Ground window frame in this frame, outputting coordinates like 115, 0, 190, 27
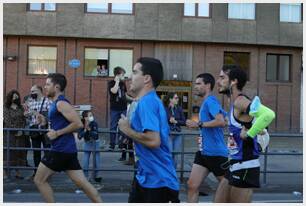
85, 3, 135, 15
279, 3, 303, 23
266, 53, 292, 83
83, 47, 134, 79
223, 51, 251, 81
27, 3, 57, 12
183, 3, 211, 18
27, 45, 58, 76
227, 3, 256, 20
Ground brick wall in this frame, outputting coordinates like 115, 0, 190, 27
3, 35, 302, 132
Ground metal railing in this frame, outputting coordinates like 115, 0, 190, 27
3, 128, 303, 185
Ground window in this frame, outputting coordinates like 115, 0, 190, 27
84, 48, 133, 77
184, 3, 210, 17
28, 46, 57, 75
224, 52, 250, 80
266, 54, 291, 82
111, 3, 133, 14
184, 3, 195, 16
29, 3, 56, 11
280, 3, 302, 23
109, 49, 133, 77
228, 3, 255, 20
86, 3, 108, 13
84, 48, 109, 77
86, 3, 133, 14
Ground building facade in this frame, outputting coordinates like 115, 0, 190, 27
3, 3, 303, 132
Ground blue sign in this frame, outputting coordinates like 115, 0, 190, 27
69, 59, 80, 69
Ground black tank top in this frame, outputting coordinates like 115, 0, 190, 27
233, 94, 253, 129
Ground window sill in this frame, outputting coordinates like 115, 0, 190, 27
264, 81, 292, 86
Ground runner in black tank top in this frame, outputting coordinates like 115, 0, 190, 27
33, 73, 102, 203
214, 65, 275, 203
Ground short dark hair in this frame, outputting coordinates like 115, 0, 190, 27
222, 65, 247, 91
5, 89, 21, 108
196, 73, 215, 90
137, 57, 163, 88
113, 66, 125, 76
47, 73, 67, 92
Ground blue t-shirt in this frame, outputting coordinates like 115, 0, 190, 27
199, 95, 228, 157
48, 95, 77, 153
131, 90, 179, 191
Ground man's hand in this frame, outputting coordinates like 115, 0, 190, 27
240, 126, 248, 140
118, 114, 131, 135
186, 119, 198, 128
47, 129, 58, 140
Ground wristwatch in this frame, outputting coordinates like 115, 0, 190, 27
198, 121, 203, 128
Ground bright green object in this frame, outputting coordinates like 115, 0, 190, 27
247, 96, 276, 138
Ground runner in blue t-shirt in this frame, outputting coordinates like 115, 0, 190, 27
186, 73, 228, 203
118, 57, 180, 203
34, 73, 102, 203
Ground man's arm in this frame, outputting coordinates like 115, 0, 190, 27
234, 95, 252, 114
200, 113, 226, 128
118, 115, 160, 148
110, 77, 120, 94
47, 101, 83, 140
236, 96, 275, 139
246, 97, 275, 138
187, 113, 226, 129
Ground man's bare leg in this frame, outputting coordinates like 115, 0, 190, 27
34, 163, 56, 203
66, 170, 102, 202
187, 164, 209, 203
214, 177, 231, 202
229, 186, 253, 203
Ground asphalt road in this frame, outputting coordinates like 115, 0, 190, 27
3, 192, 303, 203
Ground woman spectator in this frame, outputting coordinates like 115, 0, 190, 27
4, 90, 27, 180
163, 93, 186, 169
78, 111, 102, 183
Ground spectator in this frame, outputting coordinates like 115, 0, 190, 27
163, 92, 186, 169
24, 85, 52, 179
97, 64, 108, 76
78, 111, 102, 183
107, 66, 133, 151
3, 89, 27, 180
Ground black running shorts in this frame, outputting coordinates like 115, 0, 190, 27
41, 151, 82, 172
225, 159, 260, 188
193, 151, 228, 177
128, 178, 180, 203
